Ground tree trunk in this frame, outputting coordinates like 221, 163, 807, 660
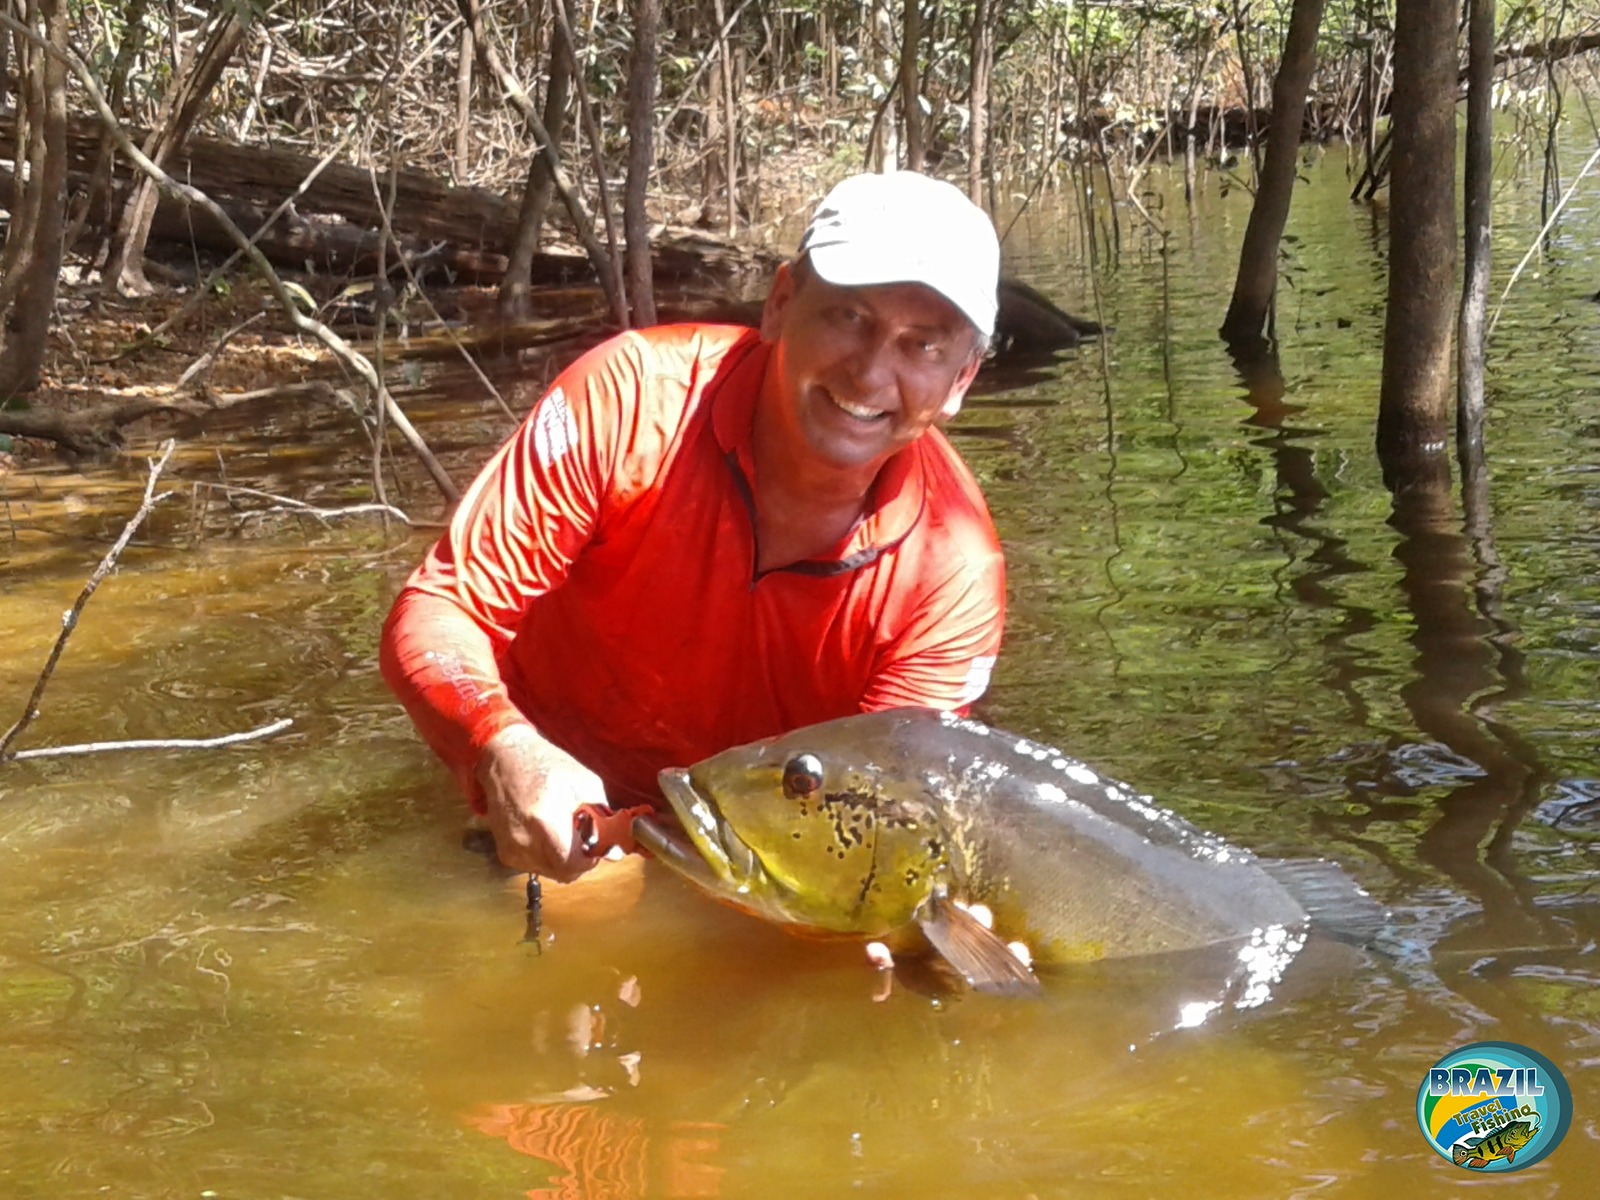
1457, 0, 1494, 466
0, 0, 67, 399
500, 0, 574, 320
967, 0, 992, 206
871, 0, 899, 171
454, 23, 474, 181
1378, 0, 1458, 493
1219, 0, 1325, 348
712, 0, 739, 235
0, 11, 9, 113
0, 2, 42, 316
455, 0, 626, 327
0, 0, 66, 401
900, 0, 923, 171
623, 0, 659, 327
102, 2, 249, 294
73, 0, 150, 263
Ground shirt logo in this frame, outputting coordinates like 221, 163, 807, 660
956, 654, 997, 705
533, 387, 579, 468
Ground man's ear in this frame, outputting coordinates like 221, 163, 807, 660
938, 350, 985, 421
759, 261, 798, 343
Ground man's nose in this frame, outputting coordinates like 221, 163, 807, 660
840, 330, 896, 395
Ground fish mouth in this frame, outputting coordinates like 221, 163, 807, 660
630, 812, 720, 891
653, 768, 767, 898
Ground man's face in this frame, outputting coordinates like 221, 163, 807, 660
757, 262, 984, 472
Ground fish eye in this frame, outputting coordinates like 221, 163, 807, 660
782, 753, 824, 799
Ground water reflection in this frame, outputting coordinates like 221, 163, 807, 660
1229, 340, 1378, 729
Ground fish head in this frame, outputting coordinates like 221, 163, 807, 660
652, 720, 952, 936
1503, 1119, 1537, 1148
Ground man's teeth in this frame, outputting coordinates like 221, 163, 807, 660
830, 394, 885, 420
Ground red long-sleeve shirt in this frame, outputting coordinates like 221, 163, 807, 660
380, 324, 1004, 808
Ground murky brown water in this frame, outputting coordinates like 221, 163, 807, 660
4, 134, 1599, 1196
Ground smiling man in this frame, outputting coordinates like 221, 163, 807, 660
380, 171, 1005, 881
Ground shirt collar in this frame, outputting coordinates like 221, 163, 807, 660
709, 332, 929, 565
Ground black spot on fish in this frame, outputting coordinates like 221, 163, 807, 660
821, 789, 880, 850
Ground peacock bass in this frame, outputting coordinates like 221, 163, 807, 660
631, 708, 1382, 995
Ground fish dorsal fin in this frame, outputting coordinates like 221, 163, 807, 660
916, 895, 1041, 997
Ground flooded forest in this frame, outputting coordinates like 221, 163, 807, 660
3, 2, 1600, 1197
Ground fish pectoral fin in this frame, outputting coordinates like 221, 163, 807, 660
916, 895, 1041, 998
1504, 1150, 1515, 1165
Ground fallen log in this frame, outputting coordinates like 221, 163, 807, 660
2, 112, 770, 290
1, 111, 520, 251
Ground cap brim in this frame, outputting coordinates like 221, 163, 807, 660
807, 243, 995, 337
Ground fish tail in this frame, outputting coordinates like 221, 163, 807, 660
1259, 858, 1388, 946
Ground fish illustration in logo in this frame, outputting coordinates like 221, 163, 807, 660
1451, 1118, 1539, 1168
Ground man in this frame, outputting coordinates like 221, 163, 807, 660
379, 170, 1006, 883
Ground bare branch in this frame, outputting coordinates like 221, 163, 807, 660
1488, 143, 1600, 336
453, 0, 627, 327
0, 11, 460, 505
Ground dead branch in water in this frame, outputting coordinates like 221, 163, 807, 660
7, 717, 295, 761
0, 444, 299, 767
0, 439, 176, 761
192, 480, 442, 528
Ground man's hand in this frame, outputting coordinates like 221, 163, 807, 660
476, 723, 608, 881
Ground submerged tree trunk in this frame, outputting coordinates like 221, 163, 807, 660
1458, 0, 1494, 465
1219, 0, 1325, 348
1378, 0, 1458, 493
0, 0, 68, 400
623, 0, 659, 326
500, 0, 574, 321
102, 2, 249, 294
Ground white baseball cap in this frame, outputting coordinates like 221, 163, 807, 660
797, 171, 1000, 338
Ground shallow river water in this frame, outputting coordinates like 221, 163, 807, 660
3, 137, 1599, 1198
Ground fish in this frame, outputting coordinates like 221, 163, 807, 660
1451, 1117, 1539, 1168
632, 708, 1384, 996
